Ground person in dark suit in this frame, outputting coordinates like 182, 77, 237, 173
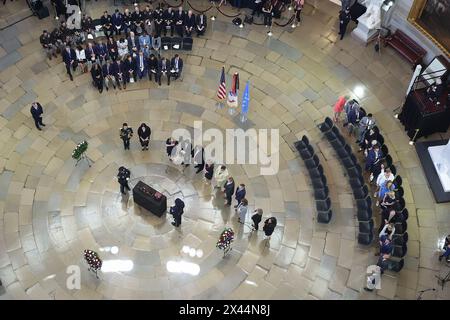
137, 123, 151, 150
170, 198, 185, 227
117, 166, 131, 194
195, 13, 207, 37
127, 31, 141, 57
263, 217, 277, 239
110, 59, 125, 90
124, 54, 137, 84
102, 60, 116, 91
174, 6, 185, 37
123, 8, 133, 36
101, 11, 113, 38
192, 145, 205, 173
120, 123, 133, 150
338, 7, 351, 40
163, 7, 175, 36
153, 5, 164, 37
62, 45, 77, 81
234, 184, 246, 208
132, 5, 144, 33
147, 53, 159, 82
40, 30, 57, 60
166, 137, 178, 158
365, 144, 383, 171
251, 208, 263, 231
106, 37, 118, 61
170, 54, 183, 81
112, 9, 123, 36
95, 40, 108, 64
30, 102, 45, 130
91, 63, 104, 93
184, 10, 196, 37
204, 161, 214, 182
158, 56, 170, 85
81, 14, 94, 35
223, 177, 235, 206
346, 105, 365, 136
136, 50, 148, 80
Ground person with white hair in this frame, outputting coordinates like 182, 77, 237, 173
364, 265, 381, 291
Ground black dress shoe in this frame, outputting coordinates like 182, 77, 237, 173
37, 127, 42, 131
171, 222, 176, 226
41, 123, 46, 126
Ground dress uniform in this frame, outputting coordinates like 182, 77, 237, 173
117, 166, 131, 194
339, 7, 351, 40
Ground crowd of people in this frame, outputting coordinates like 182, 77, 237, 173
40, 4, 205, 89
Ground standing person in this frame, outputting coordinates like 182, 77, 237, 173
30, 102, 45, 131
357, 113, 376, 144
40, 30, 57, 60
251, 208, 263, 231
333, 95, 348, 123
62, 45, 77, 81
223, 176, 235, 206
214, 165, 229, 189
338, 7, 351, 40
346, 104, 365, 136
166, 137, 178, 159
196, 13, 207, 37
293, 0, 304, 23
137, 123, 151, 150
204, 161, 214, 183
234, 184, 246, 208
263, 217, 277, 239
192, 145, 205, 173
91, 63, 104, 93
120, 123, 133, 150
117, 166, 131, 194
262, 0, 273, 27
170, 198, 185, 227
236, 198, 248, 223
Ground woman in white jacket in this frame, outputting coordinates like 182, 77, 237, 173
236, 198, 248, 223
117, 38, 129, 58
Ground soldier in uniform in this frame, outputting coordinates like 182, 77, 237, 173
120, 123, 134, 150
123, 8, 133, 36
163, 7, 175, 36
174, 6, 185, 37
117, 166, 131, 194
338, 7, 351, 40
133, 5, 144, 34
154, 5, 164, 37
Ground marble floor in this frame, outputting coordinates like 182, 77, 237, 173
1, 0, 450, 300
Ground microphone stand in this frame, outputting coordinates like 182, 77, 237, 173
416, 288, 435, 300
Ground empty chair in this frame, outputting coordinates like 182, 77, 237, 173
390, 259, 404, 272
377, 134, 385, 147
394, 221, 407, 234
354, 185, 369, 200
394, 186, 404, 198
316, 197, 331, 212
161, 37, 172, 50
302, 135, 310, 147
399, 208, 409, 221
317, 209, 332, 223
359, 219, 374, 233
381, 144, 389, 156
392, 244, 407, 258
336, 146, 349, 159
324, 128, 338, 141
309, 164, 324, 179
299, 144, 315, 160
357, 208, 372, 221
385, 154, 393, 167
305, 154, 320, 169
314, 186, 329, 200
349, 175, 364, 189
319, 117, 334, 133
347, 164, 363, 177
342, 154, 357, 169
312, 175, 327, 189
396, 197, 406, 212
392, 232, 408, 246
358, 232, 374, 245
389, 164, 397, 176
330, 136, 346, 149
393, 175, 402, 188
294, 138, 307, 151
171, 37, 183, 50
356, 197, 372, 212
182, 37, 193, 50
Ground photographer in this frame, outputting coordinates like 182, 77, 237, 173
117, 166, 131, 195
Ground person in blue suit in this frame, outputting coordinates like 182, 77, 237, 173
112, 9, 123, 36
365, 144, 383, 171
30, 102, 45, 130
234, 184, 246, 208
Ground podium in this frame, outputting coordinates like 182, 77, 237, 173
132, 181, 167, 217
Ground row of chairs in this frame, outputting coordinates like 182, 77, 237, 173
294, 136, 332, 223
319, 117, 375, 245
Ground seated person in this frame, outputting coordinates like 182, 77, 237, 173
112, 9, 123, 36
85, 42, 96, 70
139, 31, 151, 57
359, 126, 381, 152
374, 168, 394, 197
136, 50, 147, 80
94, 40, 108, 64
163, 7, 175, 36
111, 59, 126, 90
124, 54, 137, 83
152, 33, 161, 54
377, 180, 395, 206
117, 37, 129, 58
127, 31, 141, 57
40, 30, 57, 60
380, 191, 396, 212
91, 63, 103, 93
174, 6, 185, 37
158, 56, 170, 86
133, 5, 144, 34
196, 13, 207, 37
81, 14, 94, 35
365, 143, 383, 171
102, 60, 116, 90
147, 53, 159, 82
106, 37, 119, 61
379, 223, 395, 241
170, 54, 183, 81
439, 235, 450, 262
184, 10, 196, 37
101, 11, 113, 38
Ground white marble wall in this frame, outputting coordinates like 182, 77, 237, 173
389, 0, 444, 64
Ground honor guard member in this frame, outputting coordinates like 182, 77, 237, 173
143, 5, 154, 35
174, 6, 185, 37
154, 5, 164, 37
123, 8, 133, 36
117, 166, 131, 194
338, 7, 351, 40
163, 7, 175, 36
120, 122, 134, 150
112, 9, 123, 36
133, 5, 144, 34
101, 11, 113, 38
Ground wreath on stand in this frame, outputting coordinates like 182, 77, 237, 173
216, 227, 234, 257
83, 249, 102, 278
72, 141, 88, 160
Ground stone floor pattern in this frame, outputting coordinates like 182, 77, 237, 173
0, 0, 450, 300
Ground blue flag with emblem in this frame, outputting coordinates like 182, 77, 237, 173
241, 81, 250, 114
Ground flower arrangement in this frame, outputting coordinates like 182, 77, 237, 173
84, 249, 102, 271
216, 228, 234, 250
72, 141, 88, 160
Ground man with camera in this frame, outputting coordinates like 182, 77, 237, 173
117, 166, 131, 195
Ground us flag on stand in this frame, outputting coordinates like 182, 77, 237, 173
217, 66, 227, 100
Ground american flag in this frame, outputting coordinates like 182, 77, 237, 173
217, 67, 226, 100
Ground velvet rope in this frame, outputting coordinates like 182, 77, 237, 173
216, 6, 242, 18
186, 1, 214, 13
274, 14, 295, 26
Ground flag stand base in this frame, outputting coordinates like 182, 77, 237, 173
215, 102, 225, 109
